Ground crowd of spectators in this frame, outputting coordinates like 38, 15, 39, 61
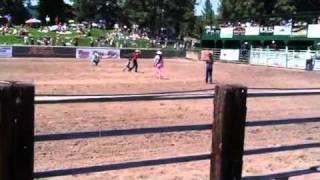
0, 20, 190, 49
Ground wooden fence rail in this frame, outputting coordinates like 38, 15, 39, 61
1, 81, 320, 180
35, 89, 320, 104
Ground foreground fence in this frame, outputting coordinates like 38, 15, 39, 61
1, 81, 320, 179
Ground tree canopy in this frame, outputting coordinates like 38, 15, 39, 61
219, 0, 320, 21
0, 0, 29, 24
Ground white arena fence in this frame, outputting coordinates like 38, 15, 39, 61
250, 48, 320, 70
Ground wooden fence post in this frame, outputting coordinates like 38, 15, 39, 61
0, 81, 35, 180
210, 84, 247, 180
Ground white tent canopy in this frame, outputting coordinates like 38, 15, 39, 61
25, 18, 41, 24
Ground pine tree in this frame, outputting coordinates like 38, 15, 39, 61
38, 0, 66, 24
202, 0, 215, 27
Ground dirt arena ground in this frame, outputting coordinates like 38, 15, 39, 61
1, 58, 320, 179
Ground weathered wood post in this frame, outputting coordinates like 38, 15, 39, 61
211, 84, 247, 180
0, 81, 35, 180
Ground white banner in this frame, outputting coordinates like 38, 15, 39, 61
307, 24, 320, 38
314, 60, 320, 71
186, 51, 200, 60
0, 46, 12, 58
220, 49, 239, 61
76, 48, 120, 59
250, 49, 268, 66
287, 52, 307, 69
220, 27, 233, 38
200, 50, 212, 60
266, 50, 287, 67
274, 26, 292, 36
245, 27, 260, 36
250, 49, 287, 67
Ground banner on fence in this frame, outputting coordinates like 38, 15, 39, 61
274, 26, 292, 36
314, 60, 320, 71
291, 24, 307, 36
200, 50, 212, 60
220, 28, 233, 38
259, 26, 274, 35
186, 51, 200, 60
250, 49, 287, 66
233, 26, 245, 36
313, 54, 320, 71
250, 49, 266, 65
307, 24, 320, 38
245, 27, 260, 36
266, 50, 287, 67
0, 46, 12, 58
220, 49, 239, 61
76, 48, 120, 59
287, 51, 307, 69
12, 46, 76, 57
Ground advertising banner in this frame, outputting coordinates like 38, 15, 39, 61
313, 54, 320, 71
220, 49, 239, 61
220, 27, 233, 38
200, 50, 212, 60
266, 50, 287, 67
292, 24, 307, 36
233, 26, 245, 36
274, 26, 292, 36
0, 46, 12, 58
307, 24, 320, 38
245, 27, 260, 36
314, 60, 320, 71
287, 51, 308, 69
186, 51, 200, 60
12, 46, 76, 57
76, 48, 120, 59
250, 49, 286, 66
260, 26, 274, 35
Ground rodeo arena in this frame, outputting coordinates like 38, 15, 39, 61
2, 8, 320, 180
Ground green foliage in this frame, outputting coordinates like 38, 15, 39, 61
0, 0, 29, 24
0, 35, 23, 44
220, 0, 296, 19
38, 0, 67, 24
202, 0, 215, 26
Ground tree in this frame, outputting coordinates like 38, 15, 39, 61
294, 0, 320, 12
202, 0, 215, 27
219, 0, 296, 20
0, 0, 29, 24
38, 0, 67, 24
72, 0, 123, 27
72, 0, 98, 21
71, 0, 197, 37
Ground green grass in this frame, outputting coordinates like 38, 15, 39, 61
0, 35, 23, 45
0, 28, 172, 48
89, 29, 110, 37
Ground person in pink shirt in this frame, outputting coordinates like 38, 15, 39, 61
154, 51, 165, 79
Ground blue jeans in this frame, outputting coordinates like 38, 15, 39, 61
206, 68, 213, 83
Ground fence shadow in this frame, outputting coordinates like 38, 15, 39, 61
245, 143, 320, 156
246, 117, 320, 127
34, 154, 211, 178
243, 165, 320, 180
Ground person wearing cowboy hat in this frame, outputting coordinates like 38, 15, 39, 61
129, 49, 140, 72
154, 50, 165, 79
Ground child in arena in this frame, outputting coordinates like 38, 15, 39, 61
128, 49, 140, 72
205, 52, 214, 84
153, 51, 165, 79
91, 51, 101, 66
